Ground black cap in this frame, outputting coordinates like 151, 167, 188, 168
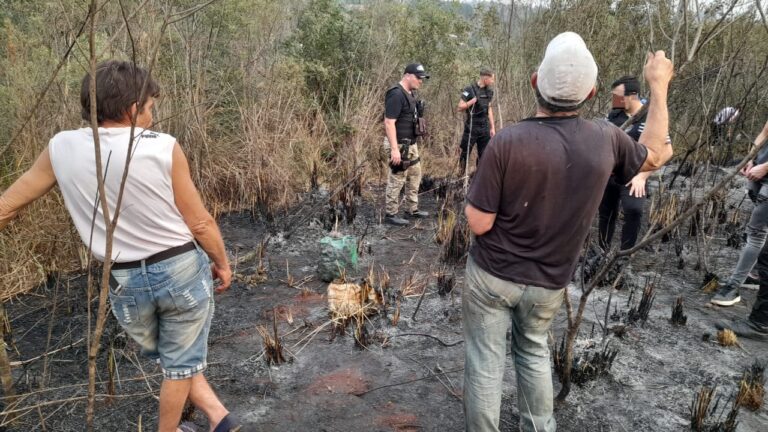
611, 75, 640, 95
404, 63, 430, 79
623, 77, 641, 95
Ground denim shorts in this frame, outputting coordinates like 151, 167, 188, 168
109, 245, 214, 380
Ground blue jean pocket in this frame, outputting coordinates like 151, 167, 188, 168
109, 293, 140, 326
168, 267, 211, 313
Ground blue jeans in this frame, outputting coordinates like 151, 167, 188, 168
725, 181, 768, 288
109, 245, 214, 380
463, 256, 564, 432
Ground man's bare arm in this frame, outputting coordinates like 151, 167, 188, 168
638, 51, 674, 172
384, 118, 401, 165
172, 142, 231, 291
489, 106, 496, 136
0, 148, 57, 230
457, 97, 477, 112
465, 203, 496, 236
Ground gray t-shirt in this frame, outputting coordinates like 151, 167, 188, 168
467, 116, 648, 289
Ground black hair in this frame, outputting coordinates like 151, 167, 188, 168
80, 60, 160, 124
611, 75, 640, 95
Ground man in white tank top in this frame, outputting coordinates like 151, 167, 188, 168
0, 61, 239, 432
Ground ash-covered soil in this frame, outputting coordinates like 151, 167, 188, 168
2, 166, 768, 431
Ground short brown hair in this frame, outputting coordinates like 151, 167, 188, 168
480, 68, 494, 77
80, 60, 160, 124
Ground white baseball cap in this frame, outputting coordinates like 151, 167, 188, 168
537, 32, 598, 107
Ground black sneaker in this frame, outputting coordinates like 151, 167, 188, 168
710, 284, 741, 307
742, 272, 759, 289
715, 318, 768, 341
384, 214, 409, 226
406, 210, 429, 218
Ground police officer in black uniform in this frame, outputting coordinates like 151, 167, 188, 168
382, 63, 429, 226
458, 69, 496, 173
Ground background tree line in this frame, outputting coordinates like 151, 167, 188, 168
0, 0, 767, 299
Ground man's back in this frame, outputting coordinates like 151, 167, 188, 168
467, 116, 647, 289
49, 127, 193, 262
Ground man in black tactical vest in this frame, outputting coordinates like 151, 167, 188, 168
458, 68, 496, 173
381, 63, 430, 226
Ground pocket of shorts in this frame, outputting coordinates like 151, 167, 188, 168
109, 293, 140, 327
168, 269, 211, 312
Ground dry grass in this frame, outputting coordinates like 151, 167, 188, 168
736, 362, 765, 411
717, 329, 739, 347
701, 274, 719, 293
257, 310, 289, 366
0, 197, 82, 302
648, 193, 678, 228
690, 385, 741, 432
435, 208, 457, 245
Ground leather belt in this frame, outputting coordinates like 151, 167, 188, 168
111, 242, 196, 270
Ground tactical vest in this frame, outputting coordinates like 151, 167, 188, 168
464, 83, 493, 129
387, 85, 418, 141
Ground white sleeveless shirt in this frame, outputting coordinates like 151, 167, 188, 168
48, 127, 194, 262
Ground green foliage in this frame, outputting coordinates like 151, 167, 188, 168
286, 0, 369, 111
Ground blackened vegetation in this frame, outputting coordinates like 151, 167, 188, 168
581, 246, 632, 289
700, 272, 719, 293
437, 271, 455, 296
353, 318, 372, 349
553, 338, 619, 386
329, 271, 390, 349
627, 283, 656, 325
671, 296, 688, 325
675, 231, 686, 269
441, 219, 470, 265
258, 310, 290, 365
326, 177, 360, 228
737, 361, 765, 411
420, 175, 459, 201
725, 222, 745, 249
690, 386, 740, 432
418, 175, 435, 194
436, 184, 471, 265
310, 161, 319, 191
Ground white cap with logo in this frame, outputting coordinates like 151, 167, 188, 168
537, 32, 598, 108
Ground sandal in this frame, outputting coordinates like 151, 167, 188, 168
178, 422, 198, 432
213, 414, 242, 432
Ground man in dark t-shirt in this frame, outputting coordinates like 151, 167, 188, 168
458, 69, 496, 172
381, 63, 430, 226
462, 32, 674, 432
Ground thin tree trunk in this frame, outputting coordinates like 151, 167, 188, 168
0, 303, 16, 424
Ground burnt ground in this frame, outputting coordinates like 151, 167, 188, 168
2, 166, 768, 432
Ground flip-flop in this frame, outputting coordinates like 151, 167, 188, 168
213, 414, 242, 432
178, 422, 198, 432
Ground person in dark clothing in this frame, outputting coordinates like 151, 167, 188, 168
457, 69, 496, 173
462, 32, 674, 432
381, 63, 430, 226
606, 76, 632, 127
712, 119, 768, 341
597, 76, 668, 251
